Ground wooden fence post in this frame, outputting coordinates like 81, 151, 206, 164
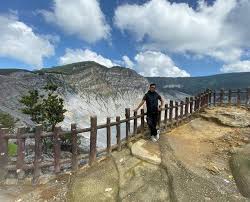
237, 89, 241, 106
198, 94, 202, 110
185, 97, 189, 116
194, 96, 197, 111
54, 126, 61, 173
190, 97, 193, 114
133, 111, 138, 135
106, 117, 111, 154
140, 109, 145, 136
89, 116, 97, 166
33, 124, 43, 184
180, 101, 184, 121
116, 116, 121, 151
203, 92, 206, 107
228, 89, 232, 106
158, 105, 162, 127
220, 89, 224, 105
164, 104, 168, 129
198, 94, 201, 110
208, 90, 212, 106
169, 100, 173, 127
199, 94, 203, 110
71, 123, 78, 171
0, 128, 8, 182
175, 101, 179, 126
125, 108, 130, 143
213, 91, 216, 106
205, 90, 209, 107
246, 88, 250, 106
201, 93, 204, 108
16, 127, 26, 179
204, 92, 207, 107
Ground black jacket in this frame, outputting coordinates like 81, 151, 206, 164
143, 91, 162, 113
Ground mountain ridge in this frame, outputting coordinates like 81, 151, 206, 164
1, 61, 250, 129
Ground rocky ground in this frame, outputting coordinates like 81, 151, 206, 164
0, 106, 250, 201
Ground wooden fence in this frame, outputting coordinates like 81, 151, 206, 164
0, 88, 249, 183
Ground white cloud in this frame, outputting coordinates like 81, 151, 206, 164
221, 60, 250, 73
59, 48, 118, 67
114, 0, 250, 63
40, 0, 110, 43
122, 55, 134, 68
0, 14, 55, 67
133, 51, 190, 77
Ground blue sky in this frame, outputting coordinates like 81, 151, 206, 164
0, 0, 250, 77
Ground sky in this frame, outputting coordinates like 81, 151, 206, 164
0, 0, 250, 77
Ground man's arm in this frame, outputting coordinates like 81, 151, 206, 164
133, 99, 145, 112
158, 95, 164, 111
134, 95, 146, 112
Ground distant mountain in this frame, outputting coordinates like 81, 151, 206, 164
0, 68, 31, 75
147, 72, 250, 95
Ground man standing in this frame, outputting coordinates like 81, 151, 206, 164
134, 83, 164, 142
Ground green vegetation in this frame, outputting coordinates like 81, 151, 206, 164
19, 90, 44, 124
42, 83, 67, 130
19, 83, 68, 152
8, 143, 17, 156
0, 112, 16, 129
19, 83, 67, 130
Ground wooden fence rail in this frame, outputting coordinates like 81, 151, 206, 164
0, 88, 249, 183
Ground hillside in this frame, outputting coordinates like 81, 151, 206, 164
0, 62, 148, 131
0, 69, 31, 75
147, 72, 250, 95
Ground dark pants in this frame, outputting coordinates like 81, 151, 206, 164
146, 112, 158, 137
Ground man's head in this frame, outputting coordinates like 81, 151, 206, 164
149, 83, 156, 92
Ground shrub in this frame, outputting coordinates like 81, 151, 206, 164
0, 112, 15, 129
8, 143, 17, 156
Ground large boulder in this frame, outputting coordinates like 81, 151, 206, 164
131, 139, 161, 165
200, 106, 250, 127
230, 144, 250, 198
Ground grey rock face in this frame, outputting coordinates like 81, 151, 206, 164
0, 63, 148, 129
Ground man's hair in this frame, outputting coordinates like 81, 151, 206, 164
150, 83, 156, 87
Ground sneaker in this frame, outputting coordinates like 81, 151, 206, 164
151, 136, 157, 142
156, 129, 160, 140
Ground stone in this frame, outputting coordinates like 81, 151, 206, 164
105, 188, 112, 192
111, 149, 169, 201
22, 177, 32, 185
131, 139, 161, 165
67, 157, 119, 202
206, 165, 220, 175
201, 107, 250, 128
37, 174, 56, 185
229, 144, 250, 198
229, 146, 237, 154
5, 178, 18, 185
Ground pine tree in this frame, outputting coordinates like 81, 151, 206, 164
42, 83, 67, 130
19, 90, 44, 124
19, 83, 67, 130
